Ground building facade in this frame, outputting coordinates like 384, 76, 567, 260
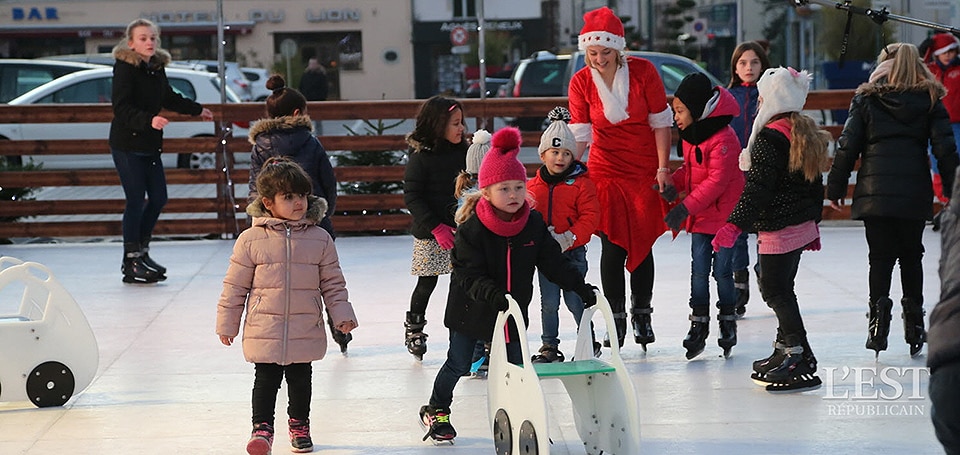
0, 0, 414, 100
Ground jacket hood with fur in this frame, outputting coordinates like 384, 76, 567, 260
112, 46, 172, 70
248, 115, 314, 144
246, 194, 327, 225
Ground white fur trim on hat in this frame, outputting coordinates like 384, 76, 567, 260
933, 33, 960, 56
741, 67, 811, 170
578, 7, 626, 52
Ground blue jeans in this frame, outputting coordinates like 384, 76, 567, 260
429, 329, 521, 409
111, 148, 168, 245
731, 231, 750, 272
690, 233, 735, 310
537, 246, 587, 347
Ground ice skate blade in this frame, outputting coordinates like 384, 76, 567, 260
121, 275, 159, 284
765, 375, 822, 393
684, 346, 704, 360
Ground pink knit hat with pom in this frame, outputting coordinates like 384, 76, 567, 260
478, 127, 527, 188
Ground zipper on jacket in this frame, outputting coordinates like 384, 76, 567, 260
546, 185, 555, 226
282, 225, 292, 363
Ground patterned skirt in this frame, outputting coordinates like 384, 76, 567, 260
410, 238, 452, 276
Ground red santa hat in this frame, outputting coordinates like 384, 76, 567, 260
578, 7, 626, 52
478, 127, 527, 188
932, 33, 960, 56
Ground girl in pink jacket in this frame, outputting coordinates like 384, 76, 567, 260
216, 157, 358, 455
663, 73, 744, 360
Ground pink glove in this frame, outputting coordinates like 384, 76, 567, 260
712, 223, 742, 252
431, 224, 456, 250
805, 237, 821, 251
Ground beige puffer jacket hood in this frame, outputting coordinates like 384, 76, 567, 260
216, 195, 356, 364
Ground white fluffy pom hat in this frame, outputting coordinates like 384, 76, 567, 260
740, 67, 812, 171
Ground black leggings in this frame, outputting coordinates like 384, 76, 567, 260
252, 362, 311, 426
599, 233, 654, 308
409, 275, 439, 315
758, 248, 807, 347
863, 217, 926, 303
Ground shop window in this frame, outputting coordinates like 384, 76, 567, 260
337, 33, 363, 71
453, 0, 477, 18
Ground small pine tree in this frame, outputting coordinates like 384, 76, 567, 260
334, 118, 406, 233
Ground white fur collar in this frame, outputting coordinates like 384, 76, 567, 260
589, 64, 630, 124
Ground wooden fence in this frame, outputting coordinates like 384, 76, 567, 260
0, 92, 858, 239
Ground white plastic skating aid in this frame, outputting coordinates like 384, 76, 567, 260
0, 257, 99, 407
487, 293, 641, 455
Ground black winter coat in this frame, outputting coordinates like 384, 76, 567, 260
444, 210, 590, 342
248, 115, 337, 236
727, 127, 824, 232
827, 81, 958, 221
931, 168, 960, 372
109, 48, 203, 153
403, 137, 467, 239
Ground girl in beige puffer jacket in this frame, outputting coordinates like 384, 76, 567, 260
216, 157, 357, 455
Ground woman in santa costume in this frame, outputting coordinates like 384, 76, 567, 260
567, 6, 674, 350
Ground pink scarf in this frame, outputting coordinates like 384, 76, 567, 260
476, 198, 530, 238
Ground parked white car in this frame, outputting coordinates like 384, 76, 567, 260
242, 67, 273, 101
177, 60, 253, 102
0, 59, 103, 103
0, 66, 248, 169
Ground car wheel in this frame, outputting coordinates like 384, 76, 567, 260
177, 135, 217, 169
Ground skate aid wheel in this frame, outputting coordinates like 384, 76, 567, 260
27, 361, 75, 407
518, 420, 539, 454
493, 408, 513, 454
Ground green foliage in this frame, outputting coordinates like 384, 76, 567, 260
336, 119, 406, 198
0, 158, 41, 222
818, 0, 895, 61
462, 31, 512, 68
657, 0, 698, 57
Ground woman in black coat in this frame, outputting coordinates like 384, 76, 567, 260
827, 43, 959, 358
110, 18, 213, 284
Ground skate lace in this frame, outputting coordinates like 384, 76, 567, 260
289, 420, 310, 438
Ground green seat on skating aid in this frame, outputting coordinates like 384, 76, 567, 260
487, 293, 641, 455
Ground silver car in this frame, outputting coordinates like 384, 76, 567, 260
0, 66, 247, 169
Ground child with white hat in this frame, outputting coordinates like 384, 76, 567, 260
527, 107, 601, 362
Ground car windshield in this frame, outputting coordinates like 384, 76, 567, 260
520, 59, 568, 96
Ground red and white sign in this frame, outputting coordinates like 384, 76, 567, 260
450, 26, 468, 46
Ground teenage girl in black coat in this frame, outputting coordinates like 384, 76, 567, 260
110, 18, 213, 284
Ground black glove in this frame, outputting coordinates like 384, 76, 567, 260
578, 284, 599, 308
494, 294, 509, 312
664, 203, 689, 231
653, 183, 679, 203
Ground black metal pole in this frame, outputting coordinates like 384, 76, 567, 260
792, 0, 960, 37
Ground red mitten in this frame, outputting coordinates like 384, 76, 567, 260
431, 224, 456, 250
712, 223, 742, 252
805, 237, 821, 251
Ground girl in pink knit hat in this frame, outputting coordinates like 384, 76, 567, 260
418, 127, 597, 443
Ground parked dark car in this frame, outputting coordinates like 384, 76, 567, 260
563, 50, 723, 96
463, 77, 510, 98
497, 51, 571, 130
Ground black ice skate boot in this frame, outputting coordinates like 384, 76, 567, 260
865, 297, 893, 358
328, 313, 352, 354
121, 242, 162, 284
734, 270, 749, 318
404, 311, 428, 361
751, 330, 785, 383
419, 405, 456, 443
287, 418, 313, 453
682, 314, 709, 360
139, 237, 167, 280
630, 295, 655, 351
717, 307, 738, 358
901, 298, 926, 357
762, 345, 821, 393
602, 296, 627, 348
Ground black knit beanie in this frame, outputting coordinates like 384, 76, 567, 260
674, 73, 714, 120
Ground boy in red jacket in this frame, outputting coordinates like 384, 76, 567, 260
527, 107, 601, 362
663, 73, 745, 360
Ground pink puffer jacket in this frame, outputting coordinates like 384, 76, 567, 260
216, 195, 357, 365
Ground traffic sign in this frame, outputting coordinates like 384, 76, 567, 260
450, 26, 469, 46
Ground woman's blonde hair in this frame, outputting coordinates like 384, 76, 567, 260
787, 112, 831, 182
455, 190, 482, 225
878, 43, 945, 106
122, 18, 159, 44
585, 49, 626, 71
